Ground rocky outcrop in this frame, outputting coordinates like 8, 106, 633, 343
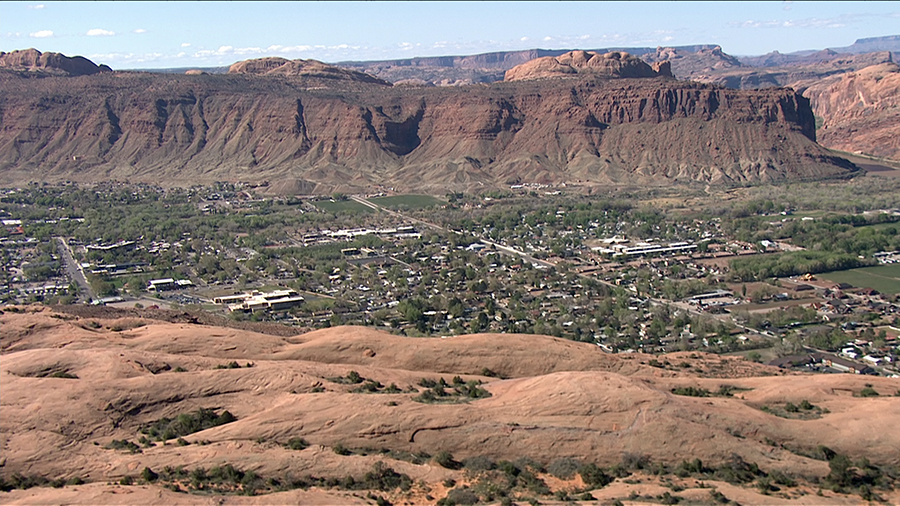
229, 57, 390, 85
692, 51, 895, 90
642, 46, 742, 79
802, 62, 900, 159
0, 48, 111, 76
0, 69, 857, 192
504, 50, 672, 81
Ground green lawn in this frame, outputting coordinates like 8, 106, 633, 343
369, 194, 444, 210
313, 200, 373, 214
820, 264, 900, 294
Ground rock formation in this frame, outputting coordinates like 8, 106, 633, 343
0, 48, 111, 76
0, 49, 859, 191
802, 62, 900, 159
504, 50, 672, 81
229, 56, 390, 85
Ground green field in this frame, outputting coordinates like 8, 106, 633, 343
370, 194, 444, 210
313, 200, 373, 214
820, 264, 900, 294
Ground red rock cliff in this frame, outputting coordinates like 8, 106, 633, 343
0, 70, 856, 192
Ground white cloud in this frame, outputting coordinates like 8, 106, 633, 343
543, 36, 553, 42
28, 4, 45, 9
734, 16, 852, 29
520, 37, 529, 42
134, 28, 146, 34
87, 28, 115, 36
181, 42, 191, 47
29, 30, 53, 38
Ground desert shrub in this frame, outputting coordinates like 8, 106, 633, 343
671, 386, 711, 397
799, 399, 814, 410
579, 462, 613, 489
713, 454, 763, 484
709, 489, 730, 503
498, 460, 520, 477
621, 452, 651, 471
858, 386, 879, 397
675, 458, 707, 477
140, 408, 236, 441
463, 455, 496, 472
286, 437, 308, 450
362, 462, 412, 491
141, 467, 159, 482
769, 469, 796, 487
480, 367, 498, 377
333, 443, 350, 455
0, 473, 50, 491
658, 491, 682, 504
105, 439, 141, 453
119, 475, 134, 485
442, 487, 479, 505
352, 379, 383, 393
547, 457, 581, 479
434, 451, 462, 470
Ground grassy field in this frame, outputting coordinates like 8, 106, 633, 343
820, 264, 900, 294
313, 199, 373, 214
370, 194, 444, 209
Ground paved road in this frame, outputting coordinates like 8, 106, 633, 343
56, 237, 95, 302
351, 195, 555, 269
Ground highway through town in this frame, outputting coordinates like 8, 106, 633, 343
56, 237, 95, 302
350, 195, 555, 269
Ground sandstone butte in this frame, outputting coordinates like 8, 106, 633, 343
503, 50, 673, 81
1, 306, 899, 505
0, 48, 111, 76
0, 51, 860, 193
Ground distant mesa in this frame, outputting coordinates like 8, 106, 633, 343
228, 56, 390, 85
504, 50, 672, 81
184, 69, 208, 75
0, 48, 111, 76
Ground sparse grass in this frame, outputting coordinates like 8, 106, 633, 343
759, 400, 827, 419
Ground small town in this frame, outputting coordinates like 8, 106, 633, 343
3, 181, 899, 378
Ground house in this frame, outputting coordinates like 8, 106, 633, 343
814, 353, 875, 374
147, 278, 193, 291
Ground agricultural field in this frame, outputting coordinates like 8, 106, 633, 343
369, 194, 445, 210
820, 264, 900, 294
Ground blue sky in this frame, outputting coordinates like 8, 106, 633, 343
2, 1, 899, 69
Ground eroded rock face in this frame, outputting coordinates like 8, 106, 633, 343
0, 48, 111, 76
803, 62, 900, 159
228, 57, 390, 85
0, 68, 856, 192
504, 50, 672, 81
